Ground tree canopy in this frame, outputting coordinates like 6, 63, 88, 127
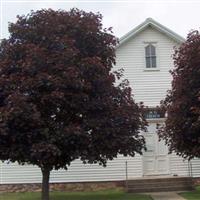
0, 9, 146, 200
158, 30, 200, 159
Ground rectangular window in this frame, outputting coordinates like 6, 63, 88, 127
145, 44, 157, 68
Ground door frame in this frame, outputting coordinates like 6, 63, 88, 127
142, 118, 170, 176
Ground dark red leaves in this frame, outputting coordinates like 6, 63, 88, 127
158, 30, 200, 159
0, 8, 146, 170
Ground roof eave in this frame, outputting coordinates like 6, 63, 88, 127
117, 18, 185, 49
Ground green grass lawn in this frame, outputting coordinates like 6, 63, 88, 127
0, 189, 151, 200
180, 186, 200, 200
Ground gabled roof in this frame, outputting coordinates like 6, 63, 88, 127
118, 18, 185, 48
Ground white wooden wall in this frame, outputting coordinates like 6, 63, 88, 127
169, 154, 200, 177
0, 154, 142, 184
116, 26, 200, 179
116, 26, 176, 107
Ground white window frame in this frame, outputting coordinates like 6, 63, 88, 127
143, 42, 160, 71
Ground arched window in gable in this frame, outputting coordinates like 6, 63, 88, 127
145, 44, 156, 68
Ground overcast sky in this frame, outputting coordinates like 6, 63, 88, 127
1, 0, 200, 40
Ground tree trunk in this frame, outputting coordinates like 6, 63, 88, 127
41, 168, 50, 200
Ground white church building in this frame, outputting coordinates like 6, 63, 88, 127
1, 18, 200, 185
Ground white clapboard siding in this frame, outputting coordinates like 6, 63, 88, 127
169, 153, 189, 177
0, 154, 142, 184
190, 158, 200, 177
116, 26, 176, 107
169, 154, 200, 178
116, 25, 200, 178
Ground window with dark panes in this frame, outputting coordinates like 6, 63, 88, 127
145, 44, 156, 68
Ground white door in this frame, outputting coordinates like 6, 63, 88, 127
143, 123, 169, 176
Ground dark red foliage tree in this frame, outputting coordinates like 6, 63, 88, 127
158, 30, 200, 160
0, 9, 146, 200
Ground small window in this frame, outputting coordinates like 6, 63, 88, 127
145, 44, 156, 68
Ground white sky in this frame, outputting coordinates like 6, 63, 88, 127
1, 0, 200, 40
